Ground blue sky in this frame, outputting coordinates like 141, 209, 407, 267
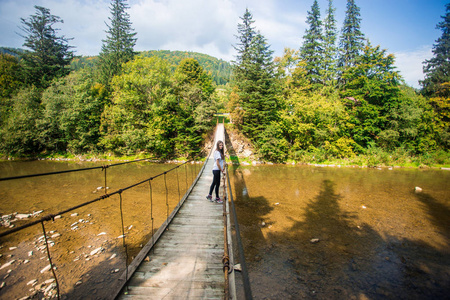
0, 0, 447, 88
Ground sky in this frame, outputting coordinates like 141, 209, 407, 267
0, 0, 448, 88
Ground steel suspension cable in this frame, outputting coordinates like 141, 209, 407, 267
164, 172, 169, 225
226, 164, 253, 300
0, 158, 149, 182
41, 221, 61, 300
148, 180, 154, 254
118, 191, 129, 291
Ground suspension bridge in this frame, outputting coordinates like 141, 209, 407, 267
0, 123, 252, 300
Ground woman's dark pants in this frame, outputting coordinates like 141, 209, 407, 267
209, 170, 221, 198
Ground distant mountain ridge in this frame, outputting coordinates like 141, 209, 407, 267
1, 47, 232, 86
71, 49, 232, 86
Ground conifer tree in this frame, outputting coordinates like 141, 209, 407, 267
232, 9, 279, 140
19, 6, 74, 89
338, 0, 365, 73
322, 0, 338, 85
233, 8, 256, 83
98, 0, 137, 86
421, 3, 450, 97
299, 0, 324, 86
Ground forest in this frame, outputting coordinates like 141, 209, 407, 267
0, 0, 449, 167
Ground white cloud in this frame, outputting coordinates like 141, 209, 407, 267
394, 45, 433, 89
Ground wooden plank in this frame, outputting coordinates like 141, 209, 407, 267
115, 124, 230, 300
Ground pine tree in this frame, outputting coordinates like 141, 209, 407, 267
322, 0, 338, 85
98, 0, 137, 86
299, 0, 324, 86
421, 3, 450, 97
233, 8, 256, 83
18, 6, 74, 89
338, 0, 365, 73
232, 9, 279, 140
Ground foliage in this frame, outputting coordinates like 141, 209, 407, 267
0, 87, 43, 154
232, 9, 280, 147
300, 0, 324, 86
338, 0, 365, 73
18, 6, 74, 89
421, 3, 450, 97
100, 56, 216, 158
98, 0, 137, 87
322, 0, 338, 86
0, 54, 22, 99
141, 50, 231, 86
39, 69, 106, 153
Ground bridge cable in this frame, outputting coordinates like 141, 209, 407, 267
148, 179, 154, 254
226, 164, 253, 300
0, 158, 150, 182
41, 220, 61, 300
118, 191, 129, 293
164, 172, 169, 226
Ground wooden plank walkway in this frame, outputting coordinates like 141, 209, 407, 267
117, 124, 229, 300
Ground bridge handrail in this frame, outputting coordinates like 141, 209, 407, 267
0, 160, 193, 239
0, 158, 151, 182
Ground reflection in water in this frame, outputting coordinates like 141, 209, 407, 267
0, 160, 200, 299
230, 165, 450, 299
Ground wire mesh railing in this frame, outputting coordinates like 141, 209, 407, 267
0, 159, 203, 299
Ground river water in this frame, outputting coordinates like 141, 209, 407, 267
0, 161, 449, 299
228, 164, 450, 299
0, 160, 201, 299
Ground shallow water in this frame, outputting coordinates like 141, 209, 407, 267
229, 164, 450, 299
0, 160, 201, 299
1, 161, 449, 299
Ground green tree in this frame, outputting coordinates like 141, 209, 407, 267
421, 3, 450, 145
299, 0, 324, 86
39, 69, 106, 153
341, 43, 403, 149
0, 87, 42, 155
422, 3, 450, 97
98, 0, 137, 87
232, 10, 280, 142
338, 0, 365, 74
322, 0, 338, 86
0, 54, 22, 99
18, 6, 74, 89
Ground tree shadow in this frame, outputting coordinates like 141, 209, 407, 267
239, 179, 450, 299
413, 191, 450, 242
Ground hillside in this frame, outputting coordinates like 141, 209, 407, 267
70, 49, 232, 86
1, 47, 232, 86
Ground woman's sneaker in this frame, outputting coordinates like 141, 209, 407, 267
206, 195, 213, 201
215, 197, 223, 204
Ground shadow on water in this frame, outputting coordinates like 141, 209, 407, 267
414, 191, 450, 242
231, 172, 450, 299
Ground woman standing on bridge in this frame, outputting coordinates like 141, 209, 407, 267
207, 140, 225, 204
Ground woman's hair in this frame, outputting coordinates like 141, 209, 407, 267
216, 140, 225, 159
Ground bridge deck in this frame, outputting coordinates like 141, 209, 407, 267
117, 124, 227, 299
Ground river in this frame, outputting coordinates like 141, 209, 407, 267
228, 164, 450, 299
0, 160, 449, 299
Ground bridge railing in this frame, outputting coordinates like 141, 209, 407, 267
0, 158, 204, 300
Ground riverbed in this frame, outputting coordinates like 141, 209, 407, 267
0, 160, 449, 299
229, 164, 450, 299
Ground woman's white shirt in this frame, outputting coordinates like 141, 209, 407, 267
212, 150, 223, 171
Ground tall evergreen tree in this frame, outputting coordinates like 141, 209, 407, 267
18, 6, 74, 89
338, 0, 365, 73
421, 3, 450, 97
232, 9, 279, 140
233, 8, 256, 82
98, 0, 137, 86
322, 0, 338, 85
299, 0, 324, 86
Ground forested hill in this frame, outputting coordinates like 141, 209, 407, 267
69, 49, 232, 86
